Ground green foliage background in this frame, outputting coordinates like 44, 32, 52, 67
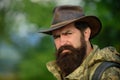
0, 0, 120, 80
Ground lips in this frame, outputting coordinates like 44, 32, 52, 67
61, 49, 72, 54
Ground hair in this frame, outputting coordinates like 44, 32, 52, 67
74, 21, 90, 32
74, 21, 93, 47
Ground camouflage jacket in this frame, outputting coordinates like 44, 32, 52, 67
46, 45, 120, 80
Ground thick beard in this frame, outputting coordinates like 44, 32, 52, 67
55, 37, 87, 76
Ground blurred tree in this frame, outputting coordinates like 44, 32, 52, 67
0, 0, 56, 80
0, 9, 5, 37
22, 0, 55, 28
84, 0, 120, 52
16, 0, 56, 80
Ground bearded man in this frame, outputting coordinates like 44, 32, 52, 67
39, 5, 120, 80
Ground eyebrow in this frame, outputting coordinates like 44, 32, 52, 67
62, 30, 71, 34
52, 29, 72, 37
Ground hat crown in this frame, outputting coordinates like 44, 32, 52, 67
52, 5, 85, 25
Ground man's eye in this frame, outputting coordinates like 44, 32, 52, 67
68, 32, 72, 34
65, 32, 72, 35
53, 35, 60, 39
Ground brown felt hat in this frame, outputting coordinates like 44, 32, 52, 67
39, 5, 102, 38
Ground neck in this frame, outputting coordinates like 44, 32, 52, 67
86, 41, 93, 56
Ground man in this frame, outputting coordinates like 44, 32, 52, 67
39, 5, 120, 80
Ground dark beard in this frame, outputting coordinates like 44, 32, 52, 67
55, 39, 87, 76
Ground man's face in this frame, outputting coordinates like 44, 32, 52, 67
52, 23, 87, 76
52, 23, 82, 53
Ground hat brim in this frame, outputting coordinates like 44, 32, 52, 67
38, 16, 102, 39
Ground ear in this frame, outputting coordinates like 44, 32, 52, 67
84, 27, 91, 41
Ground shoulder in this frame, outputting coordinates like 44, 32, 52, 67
101, 67, 120, 80
100, 46, 120, 55
100, 47, 120, 80
89, 45, 120, 80
98, 46, 120, 62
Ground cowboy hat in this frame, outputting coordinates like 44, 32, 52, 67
39, 5, 102, 38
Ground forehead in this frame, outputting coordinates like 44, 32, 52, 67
52, 23, 76, 34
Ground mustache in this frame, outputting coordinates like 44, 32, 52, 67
58, 45, 74, 52
57, 45, 76, 56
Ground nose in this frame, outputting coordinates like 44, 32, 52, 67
60, 36, 68, 46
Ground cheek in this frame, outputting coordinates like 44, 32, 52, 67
73, 38, 81, 48
54, 40, 60, 50
70, 36, 81, 48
